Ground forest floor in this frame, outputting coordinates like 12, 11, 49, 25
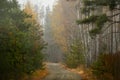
43, 62, 81, 80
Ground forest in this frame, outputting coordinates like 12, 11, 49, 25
0, 0, 45, 80
48, 0, 120, 80
0, 0, 120, 80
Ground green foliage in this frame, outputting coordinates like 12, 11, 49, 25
78, 0, 120, 37
0, 0, 45, 80
76, 15, 98, 24
89, 28, 100, 38
95, 0, 108, 6
89, 14, 108, 37
83, 0, 119, 10
65, 40, 85, 68
81, 7, 95, 14
95, 14, 108, 29
83, 0, 96, 6
77, 14, 108, 37
108, 0, 117, 10
91, 52, 120, 80
91, 54, 106, 76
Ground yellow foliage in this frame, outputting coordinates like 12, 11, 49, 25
49, 1, 69, 52
64, 65, 97, 80
23, 1, 37, 23
77, 66, 97, 80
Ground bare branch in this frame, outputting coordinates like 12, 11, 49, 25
108, 13, 120, 17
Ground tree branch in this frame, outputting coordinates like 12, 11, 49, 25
109, 20, 120, 23
101, 22, 115, 33
114, 8, 120, 10
108, 13, 120, 17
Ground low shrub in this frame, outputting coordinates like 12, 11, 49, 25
92, 52, 120, 80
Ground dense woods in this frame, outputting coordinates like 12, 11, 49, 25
48, 0, 120, 80
76, 0, 120, 79
0, 0, 120, 80
0, 0, 45, 80
49, 0, 84, 66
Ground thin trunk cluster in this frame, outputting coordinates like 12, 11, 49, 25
76, 0, 120, 66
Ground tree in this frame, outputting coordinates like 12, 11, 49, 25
0, 0, 45, 80
49, 2, 67, 52
50, 0, 85, 66
76, 0, 120, 79
77, 0, 120, 53
23, 1, 45, 71
65, 40, 85, 68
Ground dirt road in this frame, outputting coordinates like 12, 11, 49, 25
43, 63, 81, 80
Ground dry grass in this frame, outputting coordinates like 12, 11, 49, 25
22, 69, 48, 80
77, 66, 97, 80
64, 65, 97, 80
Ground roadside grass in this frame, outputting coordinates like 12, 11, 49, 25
22, 69, 48, 80
76, 65, 97, 80
63, 64, 97, 80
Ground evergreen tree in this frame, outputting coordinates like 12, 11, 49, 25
0, 0, 45, 80
77, 0, 120, 37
